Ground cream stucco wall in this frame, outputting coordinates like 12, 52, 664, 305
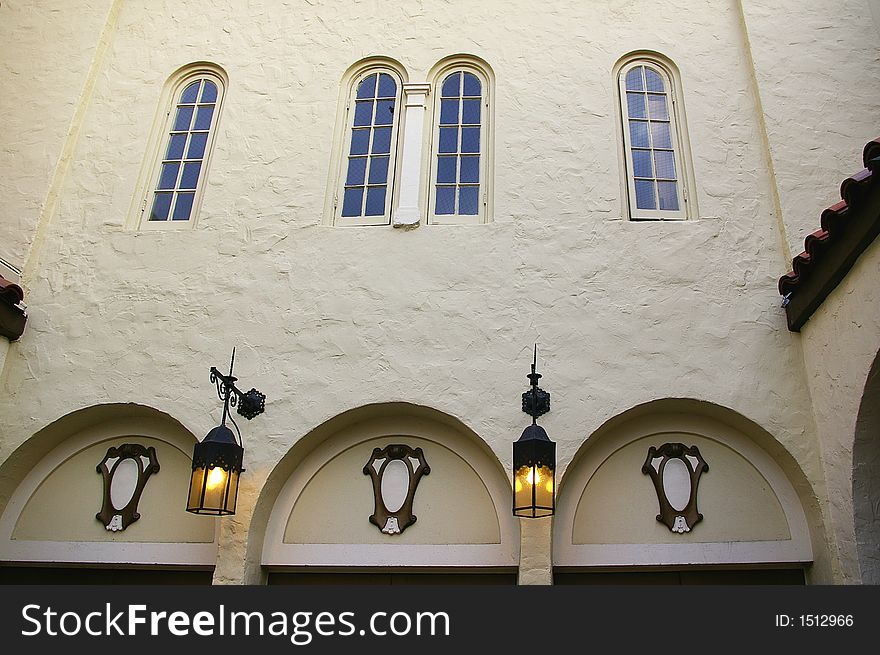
11, 435, 212, 544
0, 0, 117, 272
1, 0, 873, 583
284, 435, 500, 545
740, 0, 880, 261
798, 238, 880, 582
572, 434, 790, 545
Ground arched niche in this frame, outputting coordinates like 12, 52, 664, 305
853, 350, 880, 583
0, 404, 217, 570
554, 400, 816, 574
256, 403, 518, 578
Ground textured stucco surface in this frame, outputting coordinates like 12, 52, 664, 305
572, 434, 789, 544
800, 237, 880, 582
284, 435, 500, 544
12, 435, 212, 543
0, 0, 114, 270
740, 0, 880, 260
1, 0, 874, 583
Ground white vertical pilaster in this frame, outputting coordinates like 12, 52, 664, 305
392, 83, 431, 228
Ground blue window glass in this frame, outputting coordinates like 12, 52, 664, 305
658, 181, 679, 210
635, 180, 656, 210
442, 73, 461, 97
371, 127, 392, 154
340, 70, 401, 220
149, 193, 172, 221
166, 134, 186, 160
375, 99, 394, 125
440, 99, 459, 125
460, 128, 480, 153
180, 162, 201, 190
346, 157, 366, 186
650, 122, 672, 149
647, 94, 668, 121
461, 99, 481, 124
149, 76, 221, 223
434, 69, 485, 217
187, 133, 208, 159
349, 129, 370, 155
193, 105, 214, 130
462, 73, 481, 97
437, 156, 457, 184
626, 93, 646, 119
200, 81, 218, 103
653, 151, 676, 179
439, 127, 458, 153
364, 187, 386, 216
368, 156, 389, 185
459, 156, 479, 183
435, 186, 455, 214
180, 82, 200, 104
645, 68, 664, 92
158, 163, 180, 190
629, 121, 649, 148
354, 101, 373, 127
623, 63, 682, 217
341, 187, 364, 216
173, 106, 194, 131
357, 74, 377, 99
625, 67, 644, 91
377, 73, 396, 98
632, 150, 652, 178
458, 187, 479, 215
172, 192, 195, 220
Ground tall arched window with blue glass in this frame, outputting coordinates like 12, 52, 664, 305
619, 60, 689, 220
146, 71, 225, 226
429, 70, 488, 223
338, 70, 403, 225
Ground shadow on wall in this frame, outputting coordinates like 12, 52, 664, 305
853, 350, 880, 584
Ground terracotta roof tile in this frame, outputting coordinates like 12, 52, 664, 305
779, 138, 880, 331
0, 275, 26, 341
0, 275, 24, 306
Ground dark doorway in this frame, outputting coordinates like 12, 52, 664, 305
553, 567, 805, 585
0, 566, 214, 585
267, 569, 517, 585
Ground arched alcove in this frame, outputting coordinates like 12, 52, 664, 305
249, 403, 519, 584
553, 399, 819, 583
0, 404, 217, 581
853, 350, 880, 584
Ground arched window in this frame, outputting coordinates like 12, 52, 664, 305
618, 58, 691, 220
427, 63, 491, 224
337, 69, 403, 225
142, 67, 226, 227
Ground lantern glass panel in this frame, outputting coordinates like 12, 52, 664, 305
187, 465, 240, 515
187, 465, 207, 509
513, 463, 555, 517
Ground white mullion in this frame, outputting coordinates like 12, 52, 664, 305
361, 81, 382, 216
454, 72, 464, 213
169, 83, 200, 219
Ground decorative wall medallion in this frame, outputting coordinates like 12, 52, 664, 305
96, 444, 160, 531
642, 443, 708, 534
363, 444, 430, 535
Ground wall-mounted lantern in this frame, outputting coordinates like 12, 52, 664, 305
513, 346, 556, 518
187, 348, 266, 516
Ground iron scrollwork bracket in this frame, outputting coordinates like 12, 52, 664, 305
210, 366, 266, 421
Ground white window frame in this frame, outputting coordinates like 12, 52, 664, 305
618, 57, 690, 221
334, 66, 405, 226
426, 61, 492, 225
138, 66, 227, 231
